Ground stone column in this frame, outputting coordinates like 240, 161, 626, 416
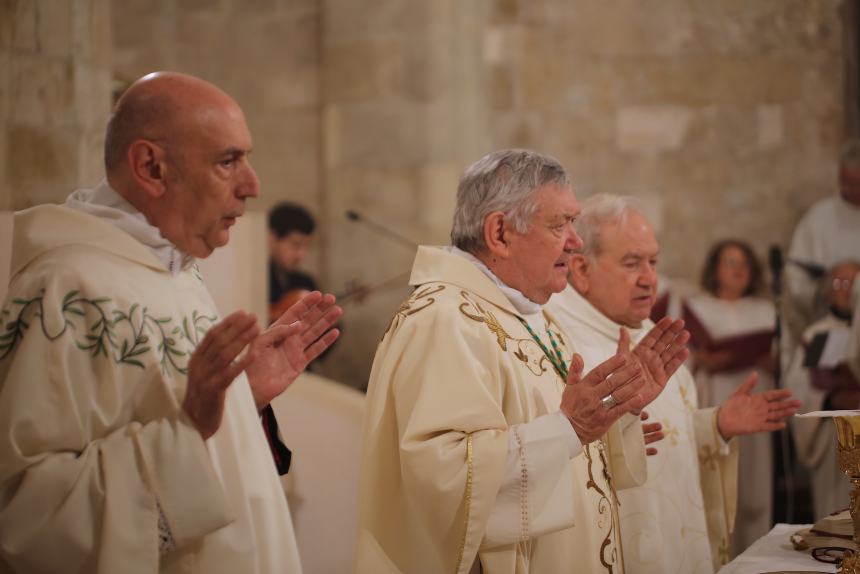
320, 0, 491, 386
1, 0, 112, 210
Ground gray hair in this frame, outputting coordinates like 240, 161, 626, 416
574, 193, 643, 259
840, 139, 860, 171
450, 149, 570, 254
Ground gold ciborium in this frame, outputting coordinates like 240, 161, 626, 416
835, 414, 860, 573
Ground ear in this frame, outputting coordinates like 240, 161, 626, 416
482, 211, 511, 259
127, 139, 168, 199
568, 253, 591, 293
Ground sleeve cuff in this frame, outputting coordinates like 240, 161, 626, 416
134, 410, 235, 548
506, 412, 583, 459
710, 407, 732, 456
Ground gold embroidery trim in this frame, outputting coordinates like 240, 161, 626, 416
699, 444, 720, 471
384, 284, 445, 336
458, 292, 512, 351
512, 426, 530, 542
455, 433, 474, 574
585, 441, 620, 574
458, 292, 556, 377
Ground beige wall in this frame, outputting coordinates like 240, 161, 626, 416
485, 0, 845, 283
2, 0, 112, 210
3, 0, 851, 388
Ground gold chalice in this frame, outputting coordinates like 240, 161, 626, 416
834, 414, 860, 573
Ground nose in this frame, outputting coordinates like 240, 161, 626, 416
238, 161, 260, 199
566, 226, 584, 251
640, 262, 657, 287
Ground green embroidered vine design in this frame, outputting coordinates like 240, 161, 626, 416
0, 289, 217, 374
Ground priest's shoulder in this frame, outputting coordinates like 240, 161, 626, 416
382, 281, 499, 338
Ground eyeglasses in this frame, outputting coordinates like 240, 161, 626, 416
833, 278, 855, 291
812, 545, 846, 564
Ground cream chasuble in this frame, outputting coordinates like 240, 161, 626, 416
684, 294, 775, 553
546, 285, 739, 574
0, 203, 300, 573
356, 246, 641, 574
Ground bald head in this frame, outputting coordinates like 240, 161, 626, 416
102, 71, 259, 258
104, 72, 239, 174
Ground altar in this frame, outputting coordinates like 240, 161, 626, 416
717, 524, 836, 574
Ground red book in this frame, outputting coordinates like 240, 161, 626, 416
682, 302, 775, 374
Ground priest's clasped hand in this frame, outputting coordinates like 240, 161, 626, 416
628, 317, 690, 409
183, 292, 342, 439
561, 329, 646, 444
715, 372, 802, 440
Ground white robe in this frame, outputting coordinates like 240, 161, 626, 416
684, 294, 775, 554
0, 201, 300, 573
546, 285, 739, 574
786, 313, 854, 518
786, 195, 860, 335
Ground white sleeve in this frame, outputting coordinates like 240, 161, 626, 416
482, 411, 582, 548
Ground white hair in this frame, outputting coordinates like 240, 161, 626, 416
450, 149, 570, 254
574, 193, 644, 258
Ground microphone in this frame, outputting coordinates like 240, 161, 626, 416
769, 245, 783, 297
345, 210, 418, 251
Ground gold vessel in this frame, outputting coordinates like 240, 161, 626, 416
835, 415, 860, 573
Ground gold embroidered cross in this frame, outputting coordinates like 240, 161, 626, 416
661, 420, 679, 446
699, 444, 720, 471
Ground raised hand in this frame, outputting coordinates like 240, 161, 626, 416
561, 330, 645, 444
245, 291, 343, 410
184, 311, 260, 439
640, 410, 663, 456
629, 317, 690, 408
716, 373, 802, 440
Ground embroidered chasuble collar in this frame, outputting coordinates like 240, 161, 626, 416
411, 246, 571, 378
65, 180, 195, 276
447, 246, 543, 316
409, 246, 529, 319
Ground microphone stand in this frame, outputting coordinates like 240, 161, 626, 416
771, 246, 795, 524
345, 210, 418, 251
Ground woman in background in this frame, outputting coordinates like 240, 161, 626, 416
684, 240, 776, 555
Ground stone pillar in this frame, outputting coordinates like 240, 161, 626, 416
319, 0, 491, 386
1, 0, 112, 210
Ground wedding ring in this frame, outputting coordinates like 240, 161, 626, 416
601, 394, 617, 410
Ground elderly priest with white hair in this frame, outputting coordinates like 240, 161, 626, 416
355, 150, 694, 574
546, 194, 801, 573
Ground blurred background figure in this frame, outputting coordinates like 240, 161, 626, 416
787, 260, 860, 518
785, 140, 860, 347
268, 202, 318, 323
684, 239, 776, 554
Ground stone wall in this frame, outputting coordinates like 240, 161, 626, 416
320, 0, 848, 387
2, 0, 850, 388
1, 0, 112, 210
319, 0, 492, 384
486, 0, 846, 284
